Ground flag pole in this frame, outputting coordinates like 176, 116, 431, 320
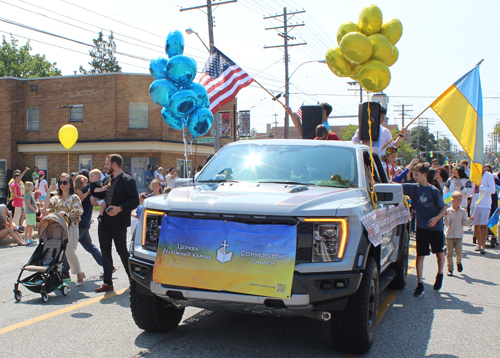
381, 105, 430, 151
252, 79, 286, 108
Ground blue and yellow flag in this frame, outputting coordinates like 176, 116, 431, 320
487, 207, 500, 236
430, 61, 483, 185
443, 191, 453, 204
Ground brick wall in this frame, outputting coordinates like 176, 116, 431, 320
0, 73, 215, 175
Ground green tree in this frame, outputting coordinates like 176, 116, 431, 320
390, 128, 417, 165
339, 124, 358, 140
79, 31, 121, 74
0, 35, 61, 78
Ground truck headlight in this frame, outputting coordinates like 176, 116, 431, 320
305, 218, 349, 262
142, 210, 164, 252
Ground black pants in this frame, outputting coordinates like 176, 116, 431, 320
98, 223, 130, 285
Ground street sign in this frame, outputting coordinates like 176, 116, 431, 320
197, 137, 214, 143
211, 129, 216, 135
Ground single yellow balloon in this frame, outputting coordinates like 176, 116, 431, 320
349, 63, 360, 80
58, 124, 79, 150
358, 4, 383, 36
358, 60, 391, 92
326, 47, 352, 77
369, 34, 393, 64
337, 21, 361, 46
340, 32, 373, 65
380, 18, 403, 45
386, 45, 399, 67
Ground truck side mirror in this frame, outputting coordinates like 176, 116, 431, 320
373, 183, 403, 204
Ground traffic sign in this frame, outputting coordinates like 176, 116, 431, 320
197, 137, 214, 143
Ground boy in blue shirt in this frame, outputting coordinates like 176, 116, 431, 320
402, 163, 447, 297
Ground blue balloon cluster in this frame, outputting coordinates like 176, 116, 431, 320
149, 30, 213, 140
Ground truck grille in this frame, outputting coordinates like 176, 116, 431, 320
167, 212, 313, 264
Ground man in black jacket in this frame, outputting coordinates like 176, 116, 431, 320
94, 154, 139, 292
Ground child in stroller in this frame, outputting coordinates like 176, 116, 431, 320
14, 213, 70, 303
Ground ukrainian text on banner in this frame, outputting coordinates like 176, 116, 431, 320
152, 216, 297, 299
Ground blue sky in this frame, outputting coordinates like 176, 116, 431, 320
2, 0, 499, 148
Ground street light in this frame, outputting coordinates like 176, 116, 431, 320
284, 59, 326, 138
289, 59, 326, 80
185, 28, 210, 53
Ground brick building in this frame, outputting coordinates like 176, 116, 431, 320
0, 73, 237, 192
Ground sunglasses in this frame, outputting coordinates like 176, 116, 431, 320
59, 180, 69, 185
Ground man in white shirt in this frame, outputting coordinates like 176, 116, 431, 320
166, 167, 178, 188
471, 168, 496, 254
352, 107, 408, 158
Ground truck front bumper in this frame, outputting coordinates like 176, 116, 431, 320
129, 256, 362, 315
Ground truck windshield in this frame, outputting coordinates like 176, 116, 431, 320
197, 144, 358, 188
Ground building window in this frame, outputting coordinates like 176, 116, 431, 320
70, 105, 83, 122
79, 155, 92, 172
129, 103, 148, 128
35, 156, 48, 176
27, 106, 39, 131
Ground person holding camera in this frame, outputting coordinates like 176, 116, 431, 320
93, 154, 139, 293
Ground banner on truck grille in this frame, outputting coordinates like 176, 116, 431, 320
152, 216, 297, 299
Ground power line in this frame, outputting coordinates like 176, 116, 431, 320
16, 0, 207, 56
0, 17, 151, 62
0, 30, 149, 70
60, 0, 165, 39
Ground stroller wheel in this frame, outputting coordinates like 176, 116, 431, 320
14, 290, 22, 302
41, 291, 49, 303
61, 285, 69, 296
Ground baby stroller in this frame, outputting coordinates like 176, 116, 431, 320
14, 213, 70, 303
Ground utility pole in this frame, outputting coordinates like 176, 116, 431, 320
418, 117, 434, 157
393, 104, 413, 128
180, 0, 237, 152
264, 8, 306, 139
347, 81, 363, 103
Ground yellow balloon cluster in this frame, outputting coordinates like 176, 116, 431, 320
326, 4, 402, 92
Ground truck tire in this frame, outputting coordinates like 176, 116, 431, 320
330, 257, 379, 354
130, 281, 185, 332
389, 226, 410, 289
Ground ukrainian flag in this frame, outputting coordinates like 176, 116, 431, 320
487, 207, 500, 236
443, 191, 452, 204
430, 62, 483, 185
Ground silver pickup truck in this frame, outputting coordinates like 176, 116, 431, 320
128, 139, 410, 354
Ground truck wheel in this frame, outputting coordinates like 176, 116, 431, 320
389, 227, 410, 289
129, 281, 185, 332
330, 257, 379, 354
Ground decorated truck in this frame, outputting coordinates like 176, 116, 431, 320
128, 139, 410, 354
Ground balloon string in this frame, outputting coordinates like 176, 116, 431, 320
367, 93, 377, 208
182, 119, 189, 188
67, 150, 69, 173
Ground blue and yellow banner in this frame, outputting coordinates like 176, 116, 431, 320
487, 207, 500, 236
152, 216, 297, 299
430, 61, 483, 185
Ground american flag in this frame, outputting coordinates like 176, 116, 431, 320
297, 106, 303, 120
199, 47, 254, 114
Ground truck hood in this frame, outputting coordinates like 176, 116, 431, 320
144, 182, 367, 217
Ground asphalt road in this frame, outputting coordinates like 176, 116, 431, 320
1, 214, 499, 358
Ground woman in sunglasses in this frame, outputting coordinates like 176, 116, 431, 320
45, 173, 85, 285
